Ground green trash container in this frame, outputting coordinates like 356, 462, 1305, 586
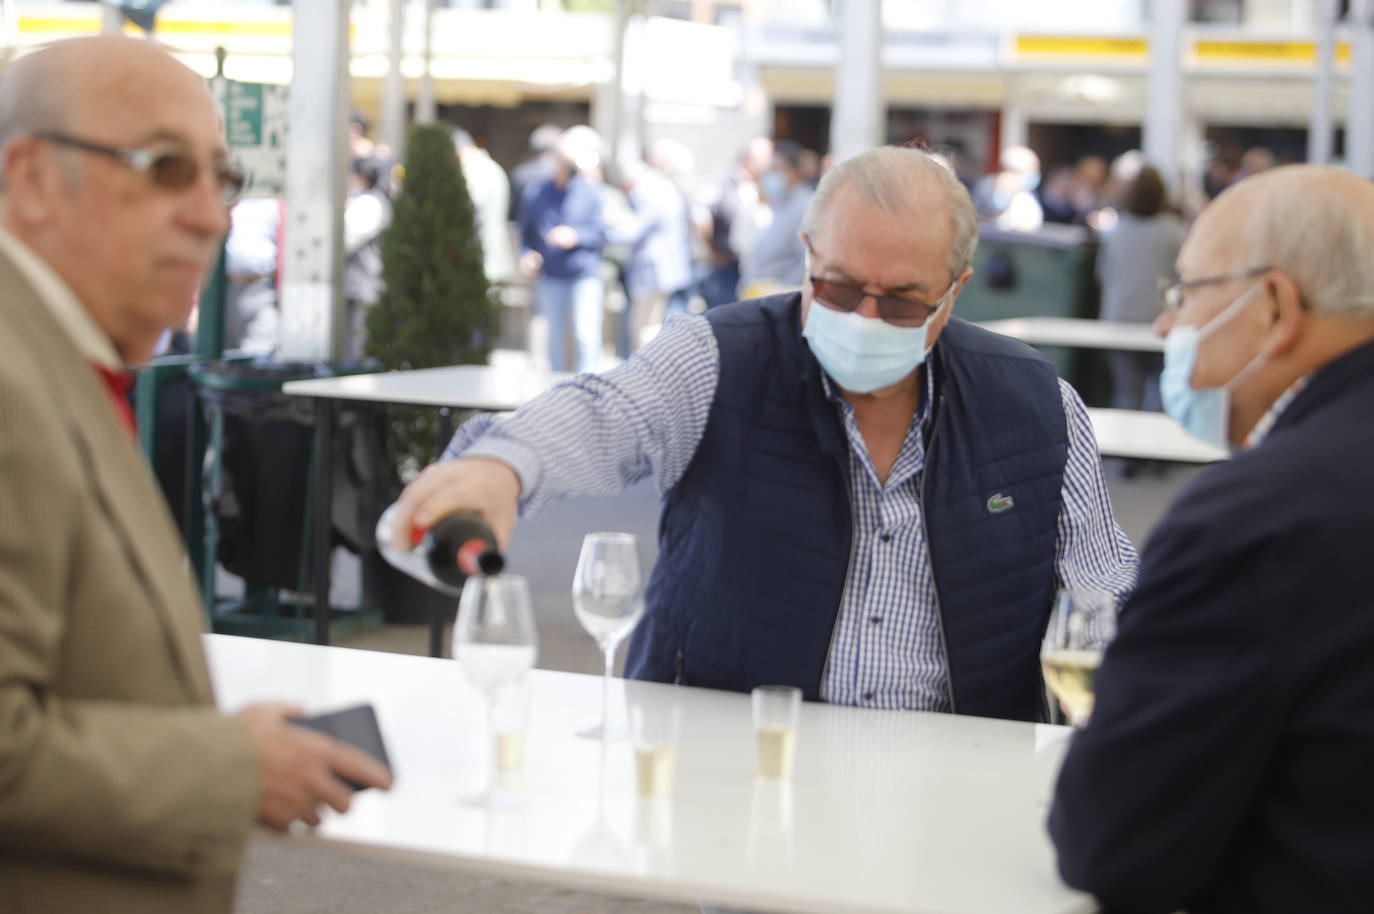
957, 223, 1109, 403
188, 358, 382, 640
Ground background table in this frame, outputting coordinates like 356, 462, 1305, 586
207, 634, 1093, 914
976, 317, 1164, 353
282, 365, 569, 651
1085, 407, 1227, 463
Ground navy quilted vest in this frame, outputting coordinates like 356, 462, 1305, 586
624, 293, 1068, 721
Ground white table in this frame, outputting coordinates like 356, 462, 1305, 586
1086, 408, 1227, 464
282, 364, 571, 412
207, 634, 1092, 914
976, 317, 1164, 353
282, 365, 568, 652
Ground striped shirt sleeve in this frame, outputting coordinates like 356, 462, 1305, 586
445, 314, 719, 515
1053, 378, 1140, 602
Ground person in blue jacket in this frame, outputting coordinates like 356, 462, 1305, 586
517, 127, 607, 373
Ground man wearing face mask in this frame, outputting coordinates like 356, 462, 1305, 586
393, 146, 1136, 722
1049, 165, 1374, 913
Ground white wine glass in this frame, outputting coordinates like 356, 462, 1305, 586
1041, 589, 1118, 728
572, 532, 644, 740
453, 573, 539, 805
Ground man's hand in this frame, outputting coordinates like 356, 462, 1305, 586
238, 704, 393, 831
519, 250, 543, 279
388, 456, 522, 552
546, 224, 579, 250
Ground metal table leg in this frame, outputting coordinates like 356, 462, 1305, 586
427, 406, 456, 658
312, 397, 334, 645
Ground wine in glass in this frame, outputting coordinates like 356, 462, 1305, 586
573, 532, 644, 740
453, 573, 539, 805
1041, 588, 1118, 728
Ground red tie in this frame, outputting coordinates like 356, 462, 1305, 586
91, 362, 136, 438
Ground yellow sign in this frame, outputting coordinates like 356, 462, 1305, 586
1193, 40, 1351, 65
1016, 34, 1352, 68
19, 16, 289, 37
1016, 36, 1149, 60
18, 15, 346, 42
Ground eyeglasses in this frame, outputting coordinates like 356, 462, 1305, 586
34, 130, 246, 206
1158, 265, 1272, 312
809, 273, 956, 328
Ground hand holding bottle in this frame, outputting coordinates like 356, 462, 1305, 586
385, 456, 521, 562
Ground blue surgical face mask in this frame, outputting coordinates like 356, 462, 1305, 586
803, 301, 931, 394
1160, 282, 1268, 449
759, 170, 787, 201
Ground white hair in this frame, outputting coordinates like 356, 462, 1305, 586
1238, 165, 1374, 317
801, 145, 978, 281
0, 48, 72, 192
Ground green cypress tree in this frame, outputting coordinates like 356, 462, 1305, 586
365, 122, 494, 477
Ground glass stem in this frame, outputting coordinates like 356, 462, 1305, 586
601, 644, 614, 734
486, 696, 499, 794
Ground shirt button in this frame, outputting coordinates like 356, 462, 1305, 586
880, 533, 892, 542
870, 615, 882, 625
864, 691, 875, 702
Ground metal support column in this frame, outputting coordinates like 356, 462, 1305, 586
1310, 0, 1339, 165
1349, 0, 1374, 176
379, 0, 407, 156
1143, 0, 1186, 191
101, 4, 123, 33
415, 0, 437, 125
829, 0, 884, 165
279, 0, 351, 361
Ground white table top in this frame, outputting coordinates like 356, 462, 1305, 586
977, 317, 1164, 353
1085, 407, 1227, 463
207, 635, 1092, 914
282, 364, 571, 411
281, 362, 1216, 463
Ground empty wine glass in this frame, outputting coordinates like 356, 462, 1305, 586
573, 532, 644, 740
1040, 589, 1118, 728
453, 573, 539, 805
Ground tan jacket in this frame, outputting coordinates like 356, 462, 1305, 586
0, 249, 258, 913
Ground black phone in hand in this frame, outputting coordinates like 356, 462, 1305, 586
293, 704, 392, 791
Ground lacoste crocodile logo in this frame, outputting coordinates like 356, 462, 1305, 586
987, 493, 1015, 514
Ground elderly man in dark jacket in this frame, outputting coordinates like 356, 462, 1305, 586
1050, 164, 1374, 913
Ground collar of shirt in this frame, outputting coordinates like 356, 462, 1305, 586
818, 352, 937, 431
1244, 373, 1311, 450
0, 226, 123, 370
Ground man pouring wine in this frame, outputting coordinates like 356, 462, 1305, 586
391, 145, 1137, 723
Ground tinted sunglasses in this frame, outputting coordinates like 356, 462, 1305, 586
809, 274, 956, 328
35, 130, 246, 206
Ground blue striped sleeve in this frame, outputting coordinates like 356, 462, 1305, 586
1053, 378, 1140, 603
445, 314, 719, 515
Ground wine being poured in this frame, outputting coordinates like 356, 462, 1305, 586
375, 504, 506, 595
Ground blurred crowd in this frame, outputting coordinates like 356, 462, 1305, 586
219, 112, 1284, 408
220, 115, 841, 373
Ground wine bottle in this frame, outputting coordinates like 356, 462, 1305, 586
375, 504, 505, 596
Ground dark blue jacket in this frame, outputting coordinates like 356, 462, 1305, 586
518, 174, 605, 280
1049, 339, 1374, 913
624, 294, 1068, 721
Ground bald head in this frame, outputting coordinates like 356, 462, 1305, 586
1193, 165, 1374, 317
0, 36, 229, 365
0, 37, 213, 187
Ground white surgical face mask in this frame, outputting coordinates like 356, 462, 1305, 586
802, 302, 932, 394
1159, 282, 1268, 448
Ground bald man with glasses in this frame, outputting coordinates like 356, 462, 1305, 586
0, 37, 390, 914
1050, 164, 1374, 914
392, 145, 1137, 722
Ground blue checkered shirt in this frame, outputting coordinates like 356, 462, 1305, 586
449, 314, 1139, 710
